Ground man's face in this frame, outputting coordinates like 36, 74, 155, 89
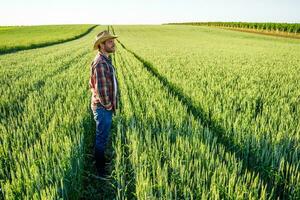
102, 39, 116, 53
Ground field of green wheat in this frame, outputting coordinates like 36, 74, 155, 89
0, 24, 299, 199
0, 24, 96, 54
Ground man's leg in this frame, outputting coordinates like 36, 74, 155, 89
92, 106, 113, 174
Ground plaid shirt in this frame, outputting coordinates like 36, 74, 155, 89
89, 52, 118, 113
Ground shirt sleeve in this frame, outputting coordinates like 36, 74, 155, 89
95, 62, 113, 110
89, 61, 95, 92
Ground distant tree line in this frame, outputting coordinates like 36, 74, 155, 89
167, 22, 300, 33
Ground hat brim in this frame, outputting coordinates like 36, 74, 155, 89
93, 35, 118, 50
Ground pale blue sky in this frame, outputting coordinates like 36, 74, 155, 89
0, 0, 299, 25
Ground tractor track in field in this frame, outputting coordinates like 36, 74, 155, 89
111, 24, 293, 198
80, 52, 135, 200
80, 50, 144, 200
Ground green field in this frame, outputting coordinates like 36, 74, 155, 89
0, 24, 96, 54
0, 24, 299, 199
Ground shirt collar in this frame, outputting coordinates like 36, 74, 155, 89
99, 52, 112, 64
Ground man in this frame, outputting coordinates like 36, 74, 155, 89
89, 30, 119, 176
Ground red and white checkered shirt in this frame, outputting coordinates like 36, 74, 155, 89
89, 52, 118, 113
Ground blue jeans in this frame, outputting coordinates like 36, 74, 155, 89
92, 106, 113, 168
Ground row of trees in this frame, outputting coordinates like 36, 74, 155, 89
167, 22, 300, 33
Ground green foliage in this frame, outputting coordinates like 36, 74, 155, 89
111, 25, 300, 199
0, 26, 103, 199
1, 24, 300, 199
0, 24, 97, 54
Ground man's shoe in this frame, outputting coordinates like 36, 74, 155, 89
97, 166, 106, 176
94, 166, 110, 180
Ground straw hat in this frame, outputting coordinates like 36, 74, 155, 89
93, 30, 118, 50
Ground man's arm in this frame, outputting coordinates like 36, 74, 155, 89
95, 62, 113, 110
89, 61, 96, 93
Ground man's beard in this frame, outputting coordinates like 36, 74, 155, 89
105, 45, 115, 53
